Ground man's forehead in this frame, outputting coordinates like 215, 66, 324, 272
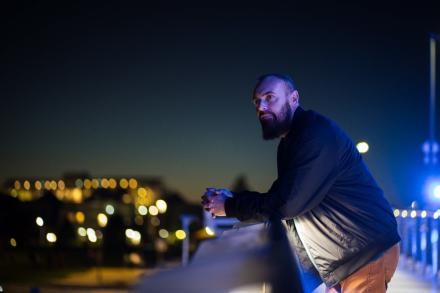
254, 78, 285, 97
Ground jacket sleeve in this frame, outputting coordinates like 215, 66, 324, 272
225, 127, 340, 221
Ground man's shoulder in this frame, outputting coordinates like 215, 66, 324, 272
300, 109, 341, 134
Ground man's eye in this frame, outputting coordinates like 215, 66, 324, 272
266, 95, 273, 102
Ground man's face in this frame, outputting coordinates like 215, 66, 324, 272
252, 78, 298, 140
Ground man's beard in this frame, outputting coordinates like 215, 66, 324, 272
259, 102, 293, 140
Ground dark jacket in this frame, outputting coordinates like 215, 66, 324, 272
224, 107, 400, 288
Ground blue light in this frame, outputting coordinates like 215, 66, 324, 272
424, 177, 440, 203
435, 185, 440, 199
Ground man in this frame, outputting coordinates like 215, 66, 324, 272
202, 74, 400, 292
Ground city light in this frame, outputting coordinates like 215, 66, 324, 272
393, 209, 400, 217
356, 141, 369, 154
97, 213, 108, 227
410, 211, 417, 218
129, 178, 138, 189
401, 210, 408, 218
435, 211, 440, 219
58, 180, 66, 190
159, 229, 169, 238
46, 232, 57, 243
10, 238, 17, 247
71, 188, 83, 203
14, 180, 21, 190
91, 179, 100, 189
125, 228, 141, 245
78, 227, 87, 237
175, 230, 186, 240
138, 205, 148, 216
23, 180, 31, 190
44, 180, 51, 190
109, 178, 117, 189
84, 179, 92, 189
105, 204, 115, 215
119, 178, 129, 189
156, 199, 167, 213
74, 179, 83, 189
87, 228, 97, 242
101, 178, 109, 189
205, 227, 215, 236
50, 180, 57, 190
421, 211, 427, 218
75, 211, 85, 224
137, 187, 147, 197
423, 177, 440, 203
35, 217, 44, 227
35, 181, 42, 190
149, 206, 159, 216
122, 193, 132, 204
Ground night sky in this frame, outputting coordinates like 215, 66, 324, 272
1, 1, 439, 205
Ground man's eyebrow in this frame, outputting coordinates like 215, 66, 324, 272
253, 91, 276, 99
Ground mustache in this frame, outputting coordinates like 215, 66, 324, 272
259, 112, 277, 120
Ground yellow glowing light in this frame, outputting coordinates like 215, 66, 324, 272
129, 178, 138, 189
137, 187, 147, 197
10, 189, 18, 197
50, 180, 57, 190
122, 193, 132, 204
434, 211, 440, 219
401, 210, 408, 218
205, 227, 215, 236
159, 229, 169, 238
10, 238, 17, 247
46, 232, 57, 243
138, 205, 148, 216
58, 180, 65, 190
410, 211, 417, 218
356, 141, 369, 154
14, 180, 21, 190
55, 190, 64, 200
23, 180, 31, 190
175, 230, 186, 240
109, 178, 117, 189
91, 179, 100, 189
393, 209, 400, 217
75, 211, 85, 224
35, 181, 42, 190
156, 199, 167, 213
44, 181, 51, 190
101, 178, 109, 189
128, 252, 142, 265
97, 213, 108, 227
120, 178, 129, 189
84, 179, 92, 189
149, 206, 159, 216
105, 204, 115, 215
421, 211, 427, 218
36, 217, 44, 227
71, 188, 83, 203
78, 227, 87, 237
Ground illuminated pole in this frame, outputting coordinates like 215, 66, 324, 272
430, 34, 437, 155
423, 34, 439, 166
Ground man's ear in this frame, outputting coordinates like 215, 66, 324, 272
291, 90, 300, 105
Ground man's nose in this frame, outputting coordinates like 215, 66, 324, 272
257, 101, 267, 112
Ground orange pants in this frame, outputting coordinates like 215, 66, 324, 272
326, 244, 400, 293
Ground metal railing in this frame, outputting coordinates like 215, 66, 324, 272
395, 208, 440, 277
135, 217, 305, 293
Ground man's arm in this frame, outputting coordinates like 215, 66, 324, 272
225, 127, 340, 221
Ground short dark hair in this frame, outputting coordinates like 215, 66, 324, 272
256, 73, 296, 92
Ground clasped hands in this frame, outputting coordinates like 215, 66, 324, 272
201, 188, 233, 218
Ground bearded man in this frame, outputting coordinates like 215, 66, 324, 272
202, 74, 400, 292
